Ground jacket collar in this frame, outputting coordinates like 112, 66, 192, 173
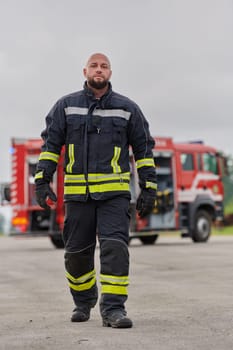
83, 81, 112, 100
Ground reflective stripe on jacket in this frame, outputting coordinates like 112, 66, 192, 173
35, 82, 157, 201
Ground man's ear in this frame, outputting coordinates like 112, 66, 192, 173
83, 68, 87, 77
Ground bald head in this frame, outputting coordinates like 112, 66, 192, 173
85, 53, 111, 69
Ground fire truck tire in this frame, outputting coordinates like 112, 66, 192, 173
139, 235, 158, 245
191, 210, 212, 243
50, 234, 64, 249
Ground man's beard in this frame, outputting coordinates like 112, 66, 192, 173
88, 78, 108, 90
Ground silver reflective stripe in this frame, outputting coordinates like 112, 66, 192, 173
93, 109, 131, 120
64, 107, 131, 120
64, 107, 88, 115
100, 274, 129, 285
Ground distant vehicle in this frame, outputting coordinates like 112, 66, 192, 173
7, 137, 227, 248
0, 182, 12, 235
0, 182, 10, 205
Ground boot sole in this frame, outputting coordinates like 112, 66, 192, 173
71, 316, 90, 322
102, 319, 133, 328
71, 311, 90, 322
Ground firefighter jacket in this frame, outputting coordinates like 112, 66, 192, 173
35, 82, 157, 201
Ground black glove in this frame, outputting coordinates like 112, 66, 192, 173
136, 188, 156, 218
35, 181, 57, 210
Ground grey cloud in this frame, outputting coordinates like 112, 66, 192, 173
0, 0, 233, 181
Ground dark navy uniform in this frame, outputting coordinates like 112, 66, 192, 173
35, 82, 157, 316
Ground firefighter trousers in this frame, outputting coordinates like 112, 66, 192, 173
63, 196, 131, 317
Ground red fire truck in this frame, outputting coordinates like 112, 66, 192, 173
8, 137, 227, 248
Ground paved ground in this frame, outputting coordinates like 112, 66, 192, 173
0, 234, 233, 350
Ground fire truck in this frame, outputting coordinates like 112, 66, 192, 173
8, 137, 226, 248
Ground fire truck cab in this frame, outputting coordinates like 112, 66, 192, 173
129, 137, 225, 244
8, 137, 226, 248
9, 138, 64, 248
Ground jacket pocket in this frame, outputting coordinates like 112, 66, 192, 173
66, 116, 85, 145
112, 118, 128, 145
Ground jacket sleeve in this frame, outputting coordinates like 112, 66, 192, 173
35, 99, 66, 183
128, 104, 157, 191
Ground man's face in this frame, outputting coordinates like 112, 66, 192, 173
83, 54, 112, 90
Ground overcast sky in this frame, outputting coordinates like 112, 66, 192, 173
1, 0, 233, 182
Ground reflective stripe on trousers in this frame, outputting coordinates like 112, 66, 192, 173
63, 196, 130, 312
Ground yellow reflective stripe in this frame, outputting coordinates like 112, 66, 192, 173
64, 182, 130, 195
136, 158, 155, 169
101, 285, 128, 295
34, 171, 43, 180
89, 182, 129, 193
64, 185, 87, 195
66, 144, 75, 173
64, 174, 86, 183
68, 278, 96, 292
39, 151, 59, 163
88, 172, 129, 182
100, 274, 129, 285
145, 181, 157, 190
111, 147, 121, 173
164, 189, 172, 195
65, 269, 96, 284
64, 173, 130, 183
157, 189, 172, 196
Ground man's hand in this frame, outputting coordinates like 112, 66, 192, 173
136, 188, 156, 218
35, 182, 57, 210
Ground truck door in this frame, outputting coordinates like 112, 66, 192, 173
148, 151, 176, 230
178, 152, 196, 190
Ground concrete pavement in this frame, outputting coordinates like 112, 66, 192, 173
0, 234, 233, 350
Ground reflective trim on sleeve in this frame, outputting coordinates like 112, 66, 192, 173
111, 147, 121, 173
39, 151, 60, 163
64, 107, 88, 115
136, 158, 155, 169
34, 171, 43, 180
145, 182, 157, 190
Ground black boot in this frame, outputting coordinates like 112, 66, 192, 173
102, 310, 133, 328
71, 306, 91, 322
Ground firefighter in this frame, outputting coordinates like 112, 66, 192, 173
35, 53, 157, 328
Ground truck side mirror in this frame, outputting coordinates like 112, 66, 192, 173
3, 185, 11, 202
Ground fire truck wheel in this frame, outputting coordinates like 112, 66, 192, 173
139, 235, 158, 245
50, 234, 64, 249
192, 210, 212, 243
